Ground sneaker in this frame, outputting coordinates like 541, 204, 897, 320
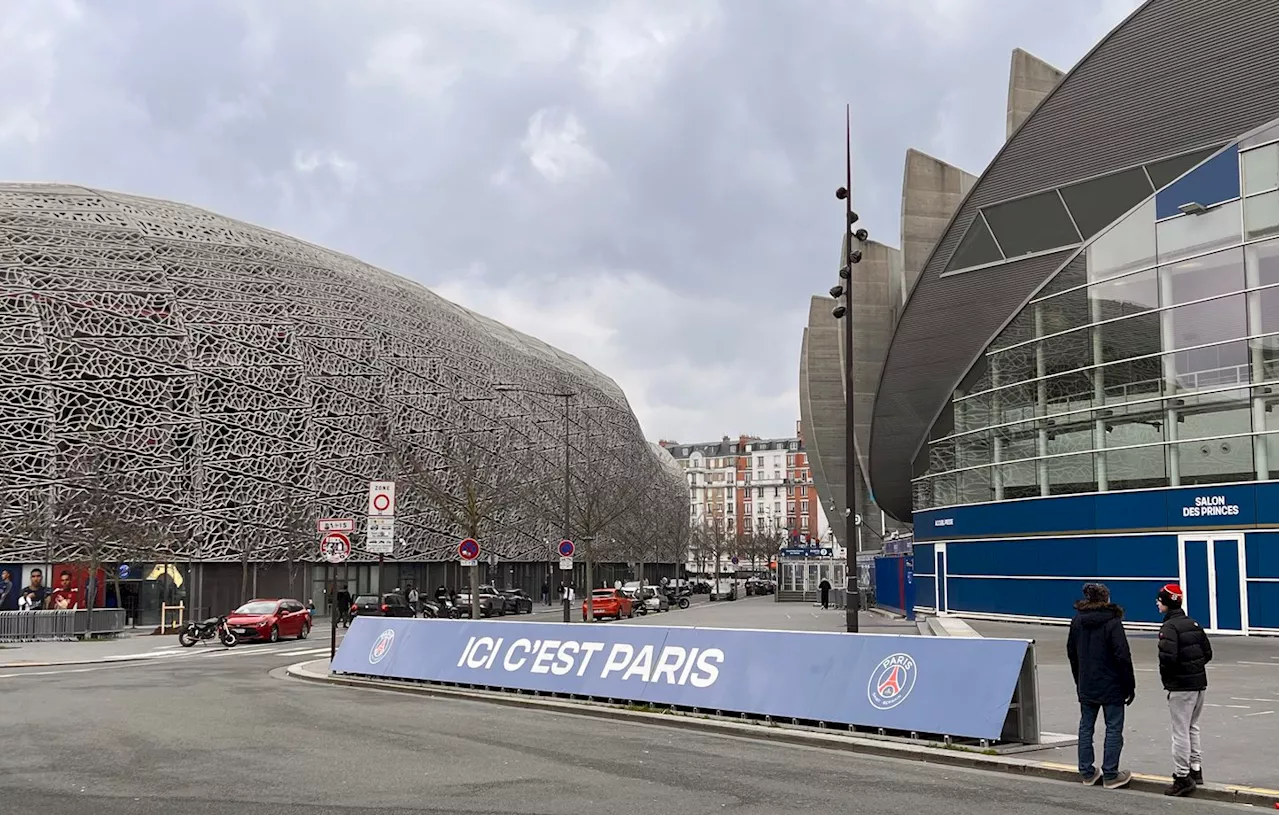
1082, 769, 1103, 786
1104, 771, 1132, 790
1189, 768, 1204, 785
1164, 775, 1195, 797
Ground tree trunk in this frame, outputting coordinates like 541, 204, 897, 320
240, 555, 249, 604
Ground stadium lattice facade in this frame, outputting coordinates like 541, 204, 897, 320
0, 184, 686, 619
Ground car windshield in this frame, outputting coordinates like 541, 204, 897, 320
234, 602, 277, 615
354, 595, 379, 604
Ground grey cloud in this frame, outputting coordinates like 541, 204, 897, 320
0, 0, 1137, 442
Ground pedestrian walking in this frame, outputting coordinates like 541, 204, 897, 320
1067, 583, 1134, 790
335, 583, 353, 629
818, 578, 831, 609
1156, 583, 1213, 797
407, 585, 420, 616
541, 582, 549, 606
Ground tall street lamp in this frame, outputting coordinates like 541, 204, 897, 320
494, 384, 576, 622
829, 104, 869, 634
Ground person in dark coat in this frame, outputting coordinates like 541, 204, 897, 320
1156, 583, 1213, 797
818, 578, 831, 609
334, 584, 353, 629
1066, 583, 1135, 790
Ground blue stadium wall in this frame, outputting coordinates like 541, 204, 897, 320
912, 482, 1279, 635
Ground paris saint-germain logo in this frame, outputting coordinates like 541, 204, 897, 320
867, 652, 917, 710
369, 629, 396, 665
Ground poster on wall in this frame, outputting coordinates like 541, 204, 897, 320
50, 564, 107, 610
0, 564, 19, 610
20, 565, 51, 609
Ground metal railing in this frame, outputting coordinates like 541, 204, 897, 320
0, 609, 128, 642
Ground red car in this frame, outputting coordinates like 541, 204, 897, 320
582, 588, 634, 621
226, 598, 311, 643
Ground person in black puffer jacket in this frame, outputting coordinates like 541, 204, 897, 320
1067, 583, 1135, 790
1156, 583, 1213, 797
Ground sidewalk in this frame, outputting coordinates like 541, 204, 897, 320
618, 594, 919, 635
966, 618, 1278, 791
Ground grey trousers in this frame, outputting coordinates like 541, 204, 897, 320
1167, 690, 1205, 776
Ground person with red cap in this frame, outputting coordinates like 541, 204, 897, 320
1156, 582, 1213, 797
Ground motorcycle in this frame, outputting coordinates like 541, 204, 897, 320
428, 596, 462, 619
663, 590, 690, 610
178, 615, 237, 647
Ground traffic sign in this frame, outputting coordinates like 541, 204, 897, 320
367, 481, 396, 516
559, 557, 574, 570
317, 518, 355, 533
320, 532, 351, 564
557, 539, 575, 558
458, 538, 480, 562
730, 556, 740, 566
366, 517, 394, 554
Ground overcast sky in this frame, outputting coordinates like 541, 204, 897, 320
1, 0, 1140, 444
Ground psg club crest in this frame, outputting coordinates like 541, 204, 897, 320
369, 629, 396, 665
867, 652, 917, 710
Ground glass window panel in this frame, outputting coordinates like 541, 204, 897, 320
1040, 328, 1093, 376
931, 471, 957, 506
1245, 191, 1279, 240
1036, 255, 1087, 301
1090, 268, 1159, 317
1249, 289, 1278, 336
1241, 124, 1279, 151
1086, 199, 1156, 281
1242, 143, 1279, 195
996, 423, 1040, 499
1048, 452, 1096, 496
1175, 437, 1255, 486
1060, 168, 1155, 238
1046, 420, 1094, 457
1097, 311, 1162, 364
955, 393, 994, 434
927, 438, 955, 476
1043, 369, 1096, 416
990, 343, 1036, 387
1104, 401, 1166, 492
1000, 459, 1040, 499
1167, 294, 1247, 352
982, 191, 1082, 258
1155, 147, 1240, 219
1101, 355, 1165, 404
1176, 389, 1253, 440
1262, 390, 1279, 479
956, 467, 993, 505
991, 308, 1038, 350
1250, 239, 1279, 286
1164, 247, 1246, 306
1037, 286, 1090, 335
912, 478, 935, 511
997, 382, 1039, 424
1145, 146, 1220, 190
1155, 200, 1242, 263
945, 214, 1003, 272
1172, 340, 1250, 391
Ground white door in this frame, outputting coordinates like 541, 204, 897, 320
1177, 532, 1247, 635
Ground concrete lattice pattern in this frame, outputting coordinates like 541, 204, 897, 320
0, 183, 683, 564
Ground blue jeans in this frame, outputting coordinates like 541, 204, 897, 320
1078, 701, 1125, 779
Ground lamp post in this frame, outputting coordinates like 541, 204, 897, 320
494, 384, 575, 622
830, 104, 869, 634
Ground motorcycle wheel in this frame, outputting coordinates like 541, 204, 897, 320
679, 598, 690, 609
178, 629, 197, 647
220, 630, 237, 647
449, 609, 461, 619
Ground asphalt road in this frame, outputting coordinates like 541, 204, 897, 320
0, 637, 1249, 814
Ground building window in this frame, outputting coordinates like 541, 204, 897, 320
756, 487, 764, 498
756, 456, 764, 467
944, 213, 1004, 272
982, 189, 1082, 258
1060, 167, 1155, 239
1156, 200, 1242, 263
1242, 142, 1279, 195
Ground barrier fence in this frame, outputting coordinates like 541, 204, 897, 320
0, 609, 128, 643
332, 618, 1044, 745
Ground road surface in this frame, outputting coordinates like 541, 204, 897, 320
0, 636, 1246, 814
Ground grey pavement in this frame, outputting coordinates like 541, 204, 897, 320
0, 643, 1250, 814
964, 619, 1279, 792
617, 593, 920, 635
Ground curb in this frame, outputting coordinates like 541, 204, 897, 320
285, 659, 1277, 808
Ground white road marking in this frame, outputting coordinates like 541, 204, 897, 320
1231, 697, 1278, 703
1236, 661, 1279, 667
1245, 710, 1276, 717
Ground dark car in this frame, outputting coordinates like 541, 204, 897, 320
351, 593, 416, 619
499, 588, 534, 614
456, 591, 499, 618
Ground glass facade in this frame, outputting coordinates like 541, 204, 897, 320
915, 123, 1280, 510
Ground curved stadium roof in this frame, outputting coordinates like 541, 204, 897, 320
869, 0, 1279, 522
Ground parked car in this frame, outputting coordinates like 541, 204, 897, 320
708, 581, 738, 601
226, 598, 312, 642
638, 587, 670, 613
745, 577, 776, 596
499, 588, 535, 614
456, 591, 499, 618
350, 593, 416, 619
583, 588, 634, 621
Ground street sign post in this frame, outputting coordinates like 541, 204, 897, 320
320, 532, 351, 564
559, 556, 574, 570
317, 518, 355, 533
366, 517, 395, 554
458, 538, 481, 620
367, 481, 396, 516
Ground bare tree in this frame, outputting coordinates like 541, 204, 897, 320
278, 501, 315, 602
395, 426, 538, 619
698, 515, 734, 597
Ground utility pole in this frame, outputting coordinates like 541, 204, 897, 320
830, 104, 868, 634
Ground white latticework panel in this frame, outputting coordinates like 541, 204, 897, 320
0, 184, 687, 564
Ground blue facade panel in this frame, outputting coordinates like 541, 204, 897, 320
910, 484, 1278, 633
1154, 145, 1240, 219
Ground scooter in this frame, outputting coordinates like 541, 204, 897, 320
664, 590, 691, 610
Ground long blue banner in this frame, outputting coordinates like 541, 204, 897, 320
331, 618, 1032, 740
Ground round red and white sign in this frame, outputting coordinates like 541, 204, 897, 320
372, 493, 391, 512
320, 532, 351, 564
